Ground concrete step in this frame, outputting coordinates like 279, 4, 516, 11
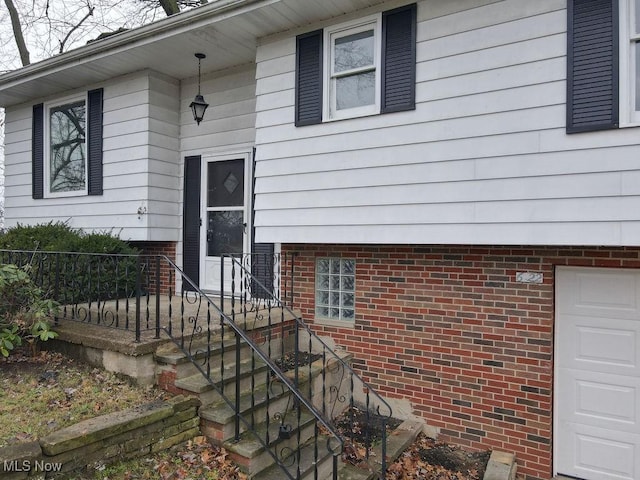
224, 409, 318, 477
155, 331, 259, 378
253, 419, 423, 480
201, 381, 298, 442
254, 434, 339, 480
175, 356, 269, 405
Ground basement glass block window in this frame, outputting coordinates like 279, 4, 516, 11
315, 258, 355, 321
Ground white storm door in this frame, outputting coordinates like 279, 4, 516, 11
555, 267, 640, 480
200, 155, 249, 293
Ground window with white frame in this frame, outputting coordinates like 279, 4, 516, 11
295, 4, 416, 127
46, 97, 87, 195
315, 258, 355, 321
620, 0, 640, 125
324, 16, 382, 121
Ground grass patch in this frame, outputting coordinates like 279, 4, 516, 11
0, 350, 168, 447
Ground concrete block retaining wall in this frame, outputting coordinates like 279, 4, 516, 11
0, 395, 201, 479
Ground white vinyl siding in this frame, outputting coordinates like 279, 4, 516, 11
176, 64, 257, 271
180, 64, 257, 157
3, 70, 181, 241
253, 0, 640, 247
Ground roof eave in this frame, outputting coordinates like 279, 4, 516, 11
0, 0, 272, 92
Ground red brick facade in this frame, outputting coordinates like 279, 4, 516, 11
129, 241, 177, 295
283, 244, 640, 480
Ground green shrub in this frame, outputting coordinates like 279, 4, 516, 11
0, 223, 141, 303
0, 222, 139, 255
0, 221, 80, 251
0, 263, 59, 357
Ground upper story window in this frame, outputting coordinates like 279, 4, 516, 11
32, 88, 103, 199
325, 17, 381, 120
295, 3, 416, 126
47, 98, 87, 196
621, 0, 640, 125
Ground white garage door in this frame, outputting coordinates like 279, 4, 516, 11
556, 267, 640, 480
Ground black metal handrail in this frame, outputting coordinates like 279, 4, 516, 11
222, 254, 394, 477
162, 255, 345, 480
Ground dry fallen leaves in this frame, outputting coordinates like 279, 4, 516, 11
386, 435, 489, 480
147, 436, 247, 480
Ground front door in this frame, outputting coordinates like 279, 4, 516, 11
200, 154, 250, 292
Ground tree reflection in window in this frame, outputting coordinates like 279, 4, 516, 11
331, 27, 376, 111
207, 211, 244, 257
49, 101, 86, 193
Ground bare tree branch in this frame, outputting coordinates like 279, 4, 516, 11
159, 0, 180, 15
59, 4, 95, 53
4, 0, 30, 66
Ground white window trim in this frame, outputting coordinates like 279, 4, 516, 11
44, 93, 88, 198
620, 0, 640, 126
323, 14, 382, 122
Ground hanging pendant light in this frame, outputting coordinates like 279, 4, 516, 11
189, 53, 209, 125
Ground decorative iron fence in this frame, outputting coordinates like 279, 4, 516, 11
1, 249, 393, 478
220, 254, 394, 477
0, 249, 294, 343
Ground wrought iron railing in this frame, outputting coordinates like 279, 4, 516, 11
221, 254, 394, 478
0, 249, 295, 343
0, 249, 164, 341
1, 249, 393, 478
163, 255, 345, 480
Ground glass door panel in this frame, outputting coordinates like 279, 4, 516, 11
201, 157, 247, 293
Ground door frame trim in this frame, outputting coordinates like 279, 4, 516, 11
198, 149, 253, 292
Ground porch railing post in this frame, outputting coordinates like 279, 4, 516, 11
289, 252, 296, 307
135, 255, 141, 343
235, 332, 241, 441
155, 255, 161, 339
53, 253, 61, 326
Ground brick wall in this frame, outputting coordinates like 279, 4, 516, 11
283, 244, 640, 480
130, 241, 177, 295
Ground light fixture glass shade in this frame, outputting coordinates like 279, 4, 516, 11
190, 94, 209, 125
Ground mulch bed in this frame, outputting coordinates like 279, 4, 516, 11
387, 434, 491, 480
272, 353, 492, 480
332, 406, 490, 480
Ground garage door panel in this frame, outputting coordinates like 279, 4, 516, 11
557, 421, 639, 480
557, 369, 639, 431
557, 315, 639, 374
556, 267, 640, 480
557, 268, 640, 320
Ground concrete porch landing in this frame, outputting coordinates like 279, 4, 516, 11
47, 295, 297, 385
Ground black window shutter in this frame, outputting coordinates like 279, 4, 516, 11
382, 3, 417, 114
251, 243, 275, 299
295, 30, 323, 126
567, 0, 619, 132
183, 156, 201, 291
251, 148, 275, 299
87, 88, 104, 195
32, 103, 44, 199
